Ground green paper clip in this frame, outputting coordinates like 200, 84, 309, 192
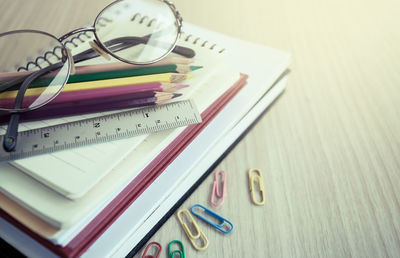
168, 240, 185, 258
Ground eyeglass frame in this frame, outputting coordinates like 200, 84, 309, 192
0, 0, 188, 152
59, 0, 184, 65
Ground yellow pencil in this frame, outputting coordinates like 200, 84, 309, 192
0, 73, 193, 99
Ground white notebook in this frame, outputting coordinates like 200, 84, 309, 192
0, 21, 290, 257
0, 27, 239, 229
0, 14, 225, 200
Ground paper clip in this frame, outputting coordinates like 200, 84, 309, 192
190, 204, 234, 234
248, 168, 265, 205
168, 240, 185, 258
177, 209, 209, 251
141, 241, 162, 258
210, 170, 226, 207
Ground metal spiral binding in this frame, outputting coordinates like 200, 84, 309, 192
16, 17, 112, 72
130, 13, 157, 27
181, 32, 225, 54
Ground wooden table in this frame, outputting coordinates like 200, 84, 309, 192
1, 0, 399, 257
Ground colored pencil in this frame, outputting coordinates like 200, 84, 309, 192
65, 64, 201, 83
0, 92, 181, 124
6, 64, 202, 90
0, 73, 193, 100
0, 57, 194, 82
0, 83, 188, 109
69, 64, 200, 82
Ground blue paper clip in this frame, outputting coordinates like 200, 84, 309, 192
190, 204, 234, 234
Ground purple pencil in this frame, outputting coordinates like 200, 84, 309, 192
0, 92, 182, 124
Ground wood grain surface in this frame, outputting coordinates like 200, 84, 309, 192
1, 0, 399, 257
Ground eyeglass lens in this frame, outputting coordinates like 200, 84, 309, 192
0, 31, 70, 112
94, 0, 179, 64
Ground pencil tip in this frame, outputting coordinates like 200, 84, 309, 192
172, 93, 182, 98
190, 65, 203, 71
176, 84, 189, 89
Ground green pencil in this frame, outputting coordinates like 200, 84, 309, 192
66, 64, 202, 83
5, 64, 202, 91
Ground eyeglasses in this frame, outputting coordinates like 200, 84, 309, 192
0, 0, 194, 152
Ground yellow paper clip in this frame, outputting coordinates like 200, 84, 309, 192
177, 209, 209, 251
248, 168, 265, 205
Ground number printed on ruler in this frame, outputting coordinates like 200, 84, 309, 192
0, 99, 202, 162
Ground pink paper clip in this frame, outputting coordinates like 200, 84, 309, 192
211, 170, 226, 207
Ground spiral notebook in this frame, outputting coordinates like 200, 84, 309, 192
0, 21, 240, 228
0, 15, 227, 200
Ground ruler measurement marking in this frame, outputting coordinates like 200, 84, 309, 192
0, 100, 201, 162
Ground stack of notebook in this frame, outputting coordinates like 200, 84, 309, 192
0, 21, 290, 257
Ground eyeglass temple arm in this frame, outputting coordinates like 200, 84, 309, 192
71, 35, 195, 65
102, 36, 195, 59
0, 64, 61, 93
3, 70, 46, 151
72, 22, 195, 62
